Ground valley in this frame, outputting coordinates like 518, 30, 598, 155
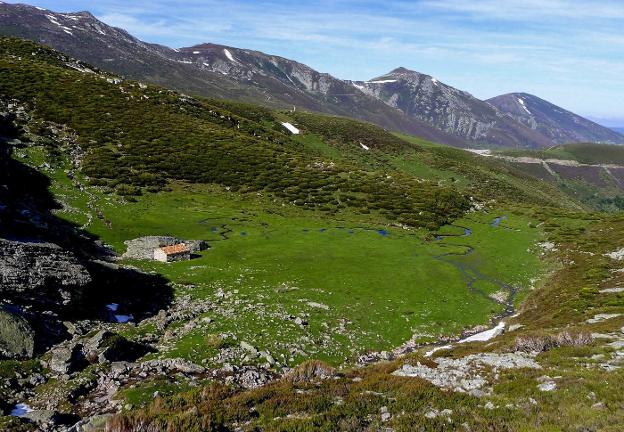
0, 8, 622, 431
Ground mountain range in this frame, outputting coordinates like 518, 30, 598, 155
1, 2, 623, 149
2, 9, 624, 430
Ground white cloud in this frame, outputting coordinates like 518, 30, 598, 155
418, 0, 624, 20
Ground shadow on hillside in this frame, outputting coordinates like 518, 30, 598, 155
0, 112, 173, 351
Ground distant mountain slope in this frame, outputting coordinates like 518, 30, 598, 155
350, 68, 553, 149
0, 3, 463, 147
487, 93, 624, 145
611, 127, 624, 135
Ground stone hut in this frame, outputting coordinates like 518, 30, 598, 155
122, 236, 208, 261
153, 243, 191, 263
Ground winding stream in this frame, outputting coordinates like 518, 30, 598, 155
432, 220, 518, 320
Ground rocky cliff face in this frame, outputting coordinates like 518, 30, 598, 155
487, 93, 624, 145
350, 68, 553, 149
0, 239, 91, 308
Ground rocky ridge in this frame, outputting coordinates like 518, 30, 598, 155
351, 68, 554, 148
487, 93, 624, 145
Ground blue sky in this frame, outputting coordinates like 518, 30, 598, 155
9, 0, 624, 125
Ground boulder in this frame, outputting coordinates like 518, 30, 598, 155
21, 409, 61, 426
48, 342, 86, 375
0, 304, 35, 359
240, 341, 258, 356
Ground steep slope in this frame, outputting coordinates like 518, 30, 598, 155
0, 37, 475, 231
351, 68, 554, 149
487, 93, 624, 144
0, 3, 463, 147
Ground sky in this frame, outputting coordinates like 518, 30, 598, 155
7, 0, 624, 125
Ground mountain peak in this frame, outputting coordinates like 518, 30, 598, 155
390, 67, 415, 74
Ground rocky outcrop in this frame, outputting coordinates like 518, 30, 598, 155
0, 304, 35, 359
393, 352, 541, 396
0, 239, 91, 305
45, 330, 151, 376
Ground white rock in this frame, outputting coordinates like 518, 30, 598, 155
605, 248, 624, 260
586, 313, 622, 324
599, 287, 624, 293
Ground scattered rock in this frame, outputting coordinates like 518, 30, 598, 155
75, 414, 114, 431
233, 366, 274, 389
599, 288, 624, 294
508, 324, 524, 332
294, 316, 308, 326
605, 248, 624, 261
586, 314, 622, 324
489, 290, 508, 303
393, 353, 540, 396
537, 376, 557, 392
305, 301, 330, 310
240, 341, 258, 356
380, 406, 391, 422
608, 340, 624, 350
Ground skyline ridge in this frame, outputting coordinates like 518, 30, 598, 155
2, 0, 623, 126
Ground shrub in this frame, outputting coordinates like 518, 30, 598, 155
285, 360, 337, 383
514, 330, 593, 353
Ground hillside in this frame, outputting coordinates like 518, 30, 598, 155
464, 143, 624, 211
0, 2, 462, 147
0, 38, 623, 432
488, 93, 624, 144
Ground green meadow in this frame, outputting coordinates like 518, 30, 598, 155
47, 168, 542, 366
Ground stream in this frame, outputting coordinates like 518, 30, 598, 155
432, 219, 518, 319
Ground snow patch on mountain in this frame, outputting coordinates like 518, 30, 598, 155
281, 122, 300, 135
459, 322, 505, 343
224, 48, 236, 62
45, 14, 61, 26
366, 79, 398, 84
45, 13, 74, 35
518, 98, 531, 115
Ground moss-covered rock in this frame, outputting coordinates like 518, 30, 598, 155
0, 305, 34, 359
